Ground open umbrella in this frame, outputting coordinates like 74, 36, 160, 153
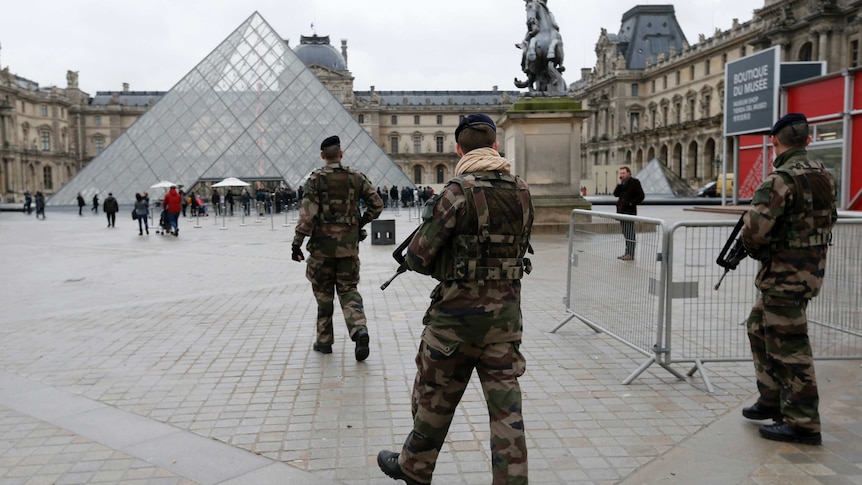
150, 180, 178, 188
212, 177, 250, 187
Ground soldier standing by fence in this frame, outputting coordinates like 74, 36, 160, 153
291, 135, 383, 361
740, 112, 838, 445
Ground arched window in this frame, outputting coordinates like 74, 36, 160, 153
94, 136, 105, 154
413, 165, 422, 184
687, 141, 699, 180
436, 165, 446, 183
673, 143, 684, 177
43, 165, 53, 190
799, 42, 813, 62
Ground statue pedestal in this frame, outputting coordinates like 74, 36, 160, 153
499, 97, 592, 234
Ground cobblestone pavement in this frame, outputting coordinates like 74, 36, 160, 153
0, 205, 859, 484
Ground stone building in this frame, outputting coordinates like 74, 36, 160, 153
572, 0, 862, 195
7, 0, 856, 203
0, 67, 159, 204
0, 33, 516, 203
292, 34, 519, 187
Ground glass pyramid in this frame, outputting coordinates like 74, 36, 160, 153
49, 12, 413, 206
636, 158, 695, 197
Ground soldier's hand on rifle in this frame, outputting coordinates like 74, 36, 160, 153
291, 243, 305, 262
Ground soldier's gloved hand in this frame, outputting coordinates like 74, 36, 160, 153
359, 229, 367, 242
291, 243, 305, 262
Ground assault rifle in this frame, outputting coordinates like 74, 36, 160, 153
380, 226, 421, 291
714, 215, 749, 290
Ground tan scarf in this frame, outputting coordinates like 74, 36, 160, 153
455, 147, 512, 175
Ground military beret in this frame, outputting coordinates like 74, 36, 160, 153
320, 135, 341, 150
770, 113, 807, 136
455, 113, 496, 141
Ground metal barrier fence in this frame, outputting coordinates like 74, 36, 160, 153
555, 210, 862, 392
552, 211, 686, 382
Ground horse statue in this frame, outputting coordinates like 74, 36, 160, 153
514, 0, 566, 94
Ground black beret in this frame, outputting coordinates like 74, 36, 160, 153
455, 114, 496, 141
320, 135, 341, 150
770, 113, 807, 136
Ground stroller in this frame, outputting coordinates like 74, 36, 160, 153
155, 209, 173, 235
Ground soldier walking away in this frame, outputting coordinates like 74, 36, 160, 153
291, 135, 383, 361
740, 113, 838, 446
378, 114, 534, 485
77, 192, 86, 216
103, 192, 119, 228
613, 166, 645, 260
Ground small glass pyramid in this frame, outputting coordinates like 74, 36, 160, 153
50, 12, 413, 205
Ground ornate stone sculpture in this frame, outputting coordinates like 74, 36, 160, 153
66, 70, 78, 88
514, 0, 566, 94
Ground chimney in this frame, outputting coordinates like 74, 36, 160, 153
341, 39, 348, 68
581, 68, 591, 81
492, 85, 498, 91
123, 83, 130, 92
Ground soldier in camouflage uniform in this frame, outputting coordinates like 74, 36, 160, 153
377, 114, 534, 485
740, 113, 838, 446
291, 135, 383, 361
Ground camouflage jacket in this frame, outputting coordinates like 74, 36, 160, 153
742, 147, 838, 301
294, 159, 383, 258
406, 153, 534, 345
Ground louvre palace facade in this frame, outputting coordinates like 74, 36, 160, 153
2, 0, 861, 203
573, 0, 862, 194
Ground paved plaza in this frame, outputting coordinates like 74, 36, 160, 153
0, 204, 860, 484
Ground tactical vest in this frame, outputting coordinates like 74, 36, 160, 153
438, 171, 532, 284
771, 160, 835, 250
314, 166, 361, 225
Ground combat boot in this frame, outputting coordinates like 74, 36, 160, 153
742, 402, 782, 421
377, 450, 429, 485
759, 422, 821, 445
313, 342, 332, 354
354, 329, 370, 361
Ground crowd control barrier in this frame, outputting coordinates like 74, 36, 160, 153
554, 210, 862, 392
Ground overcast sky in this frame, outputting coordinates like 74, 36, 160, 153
1, 0, 758, 94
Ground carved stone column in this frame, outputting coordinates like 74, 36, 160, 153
818, 29, 830, 67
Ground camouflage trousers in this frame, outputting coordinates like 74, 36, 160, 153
399, 336, 528, 485
305, 255, 367, 345
746, 295, 820, 433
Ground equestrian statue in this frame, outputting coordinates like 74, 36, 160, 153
515, 0, 566, 94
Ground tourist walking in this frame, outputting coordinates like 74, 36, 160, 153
103, 193, 119, 228
134, 193, 150, 235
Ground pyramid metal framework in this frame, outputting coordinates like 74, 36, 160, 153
50, 12, 413, 206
